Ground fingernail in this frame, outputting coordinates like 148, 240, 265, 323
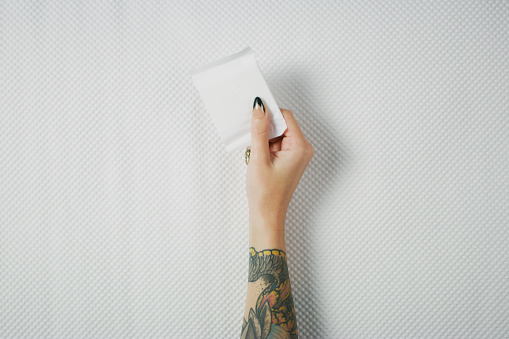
253, 97, 265, 114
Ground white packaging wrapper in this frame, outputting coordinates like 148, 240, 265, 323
190, 47, 287, 153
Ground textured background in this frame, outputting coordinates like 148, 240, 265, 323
1, 1, 508, 338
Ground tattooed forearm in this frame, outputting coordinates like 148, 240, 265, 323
241, 248, 298, 339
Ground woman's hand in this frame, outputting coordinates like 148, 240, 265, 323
246, 97, 314, 249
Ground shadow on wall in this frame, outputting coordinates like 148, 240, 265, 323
269, 68, 352, 337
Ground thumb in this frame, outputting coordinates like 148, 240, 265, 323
250, 96, 270, 164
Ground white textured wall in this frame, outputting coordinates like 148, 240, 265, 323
1, 1, 508, 338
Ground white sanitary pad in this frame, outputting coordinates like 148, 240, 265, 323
190, 47, 287, 153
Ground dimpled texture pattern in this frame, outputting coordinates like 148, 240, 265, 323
1, 1, 508, 338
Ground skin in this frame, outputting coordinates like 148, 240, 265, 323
242, 98, 314, 338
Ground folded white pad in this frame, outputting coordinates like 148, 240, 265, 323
191, 47, 287, 152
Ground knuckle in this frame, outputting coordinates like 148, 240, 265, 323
251, 127, 269, 136
307, 143, 315, 158
251, 119, 269, 135
296, 140, 314, 160
295, 138, 308, 149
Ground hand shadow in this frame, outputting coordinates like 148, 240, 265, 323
268, 69, 352, 338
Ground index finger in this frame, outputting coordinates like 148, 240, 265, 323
280, 108, 304, 138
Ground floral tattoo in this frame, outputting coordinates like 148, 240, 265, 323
241, 248, 298, 339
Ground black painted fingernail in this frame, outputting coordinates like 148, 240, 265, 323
253, 96, 265, 113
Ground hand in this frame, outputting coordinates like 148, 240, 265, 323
246, 97, 314, 237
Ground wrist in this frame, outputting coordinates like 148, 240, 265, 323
248, 207, 287, 251
249, 226, 286, 252
248, 205, 287, 230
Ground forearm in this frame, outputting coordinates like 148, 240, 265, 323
241, 214, 298, 339
241, 99, 311, 338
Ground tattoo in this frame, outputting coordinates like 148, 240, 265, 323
241, 248, 298, 339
